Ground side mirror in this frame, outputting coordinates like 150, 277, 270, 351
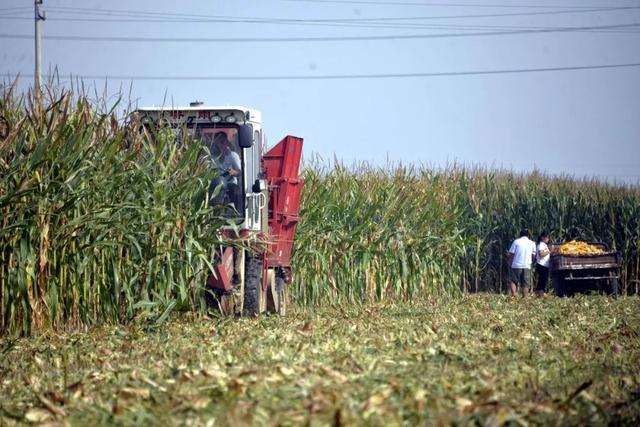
238, 124, 253, 148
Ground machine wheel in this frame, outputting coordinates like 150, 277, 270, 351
204, 285, 221, 310
218, 291, 236, 315
274, 275, 287, 316
266, 270, 287, 316
205, 248, 245, 316
243, 254, 262, 316
259, 274, 268, 313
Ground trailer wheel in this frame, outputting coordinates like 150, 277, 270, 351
266, 270, 287, 316
606, 276, 619, 296
243, 254, 262, 316
552, 272, 566, 297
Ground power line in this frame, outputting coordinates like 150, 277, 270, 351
2, 23, 638, 43
43, 5, 640, 22
4, 4, 640, 30
5, 15, 640, 32
283, 0, 639, 9
1, 15, 638, 33
7, 62, 640, 81
0, 11, 33, 17
0, 7, 32, 13
3, 5, 639, 35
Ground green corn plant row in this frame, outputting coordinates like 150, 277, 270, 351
292, 163, 470, 305
292, 165, 640, 305
1, 86, 639, 335
0, 86, 230, 336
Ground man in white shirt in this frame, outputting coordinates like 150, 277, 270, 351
215, 133, 241, 185
507, 229, 537, 297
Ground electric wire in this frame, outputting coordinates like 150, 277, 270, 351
0, 7, 32, 13
3, 5, 638, 34
6, 62, 640, 81
42, 5, 640, 22
1, 14, 638, 33
2, 16, 640, 34
4, 5, 639, 35
282, 0, 640, 9
2, 22, 638, 43
0, 11, 33, 18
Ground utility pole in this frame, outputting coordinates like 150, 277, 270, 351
34, 0, 45, 91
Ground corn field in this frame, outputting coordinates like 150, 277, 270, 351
294, 163, 640, 303
0, 86, 230, 335
293, 164, 640, 304
1, 87, 639, 335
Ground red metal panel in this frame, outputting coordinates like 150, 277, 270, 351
263, 136, 304, 268
207, 247, 234, 291
264, 136, 303, 180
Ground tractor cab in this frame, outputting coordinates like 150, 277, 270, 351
136, 104, 265, 231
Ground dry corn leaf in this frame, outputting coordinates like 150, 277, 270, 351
37, 394, 66, 417
118, 387, 150, 400
24, 408, 52, 423
192, 397, 211, 409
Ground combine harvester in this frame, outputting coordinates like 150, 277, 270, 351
137, 103, 303, 316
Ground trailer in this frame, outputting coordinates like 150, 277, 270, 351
550, 242, 620, 296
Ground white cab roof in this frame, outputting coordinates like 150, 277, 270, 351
137, 105, 262, 123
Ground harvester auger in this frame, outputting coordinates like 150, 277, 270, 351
137, 103, 303, 316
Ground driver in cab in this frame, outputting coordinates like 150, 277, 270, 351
215, 132, 240, 184
212, 132, 241, 210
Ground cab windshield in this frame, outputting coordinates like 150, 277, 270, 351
196, 127, 244, 216
143, 118, 245, 218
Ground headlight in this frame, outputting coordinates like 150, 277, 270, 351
225, 114, 237, 123
211, 114, 222, 123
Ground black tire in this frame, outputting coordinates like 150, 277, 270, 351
243, 255, 262, 316
267, 274, 287, 315
205, 250, 228, 312
204, 278, 219, 308
552, 272, 565, 297
275, 275, 287, 316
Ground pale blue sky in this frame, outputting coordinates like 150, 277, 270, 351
2, 0, 639, 184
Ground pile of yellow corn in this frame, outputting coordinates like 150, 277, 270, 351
558, 240, 604, 255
